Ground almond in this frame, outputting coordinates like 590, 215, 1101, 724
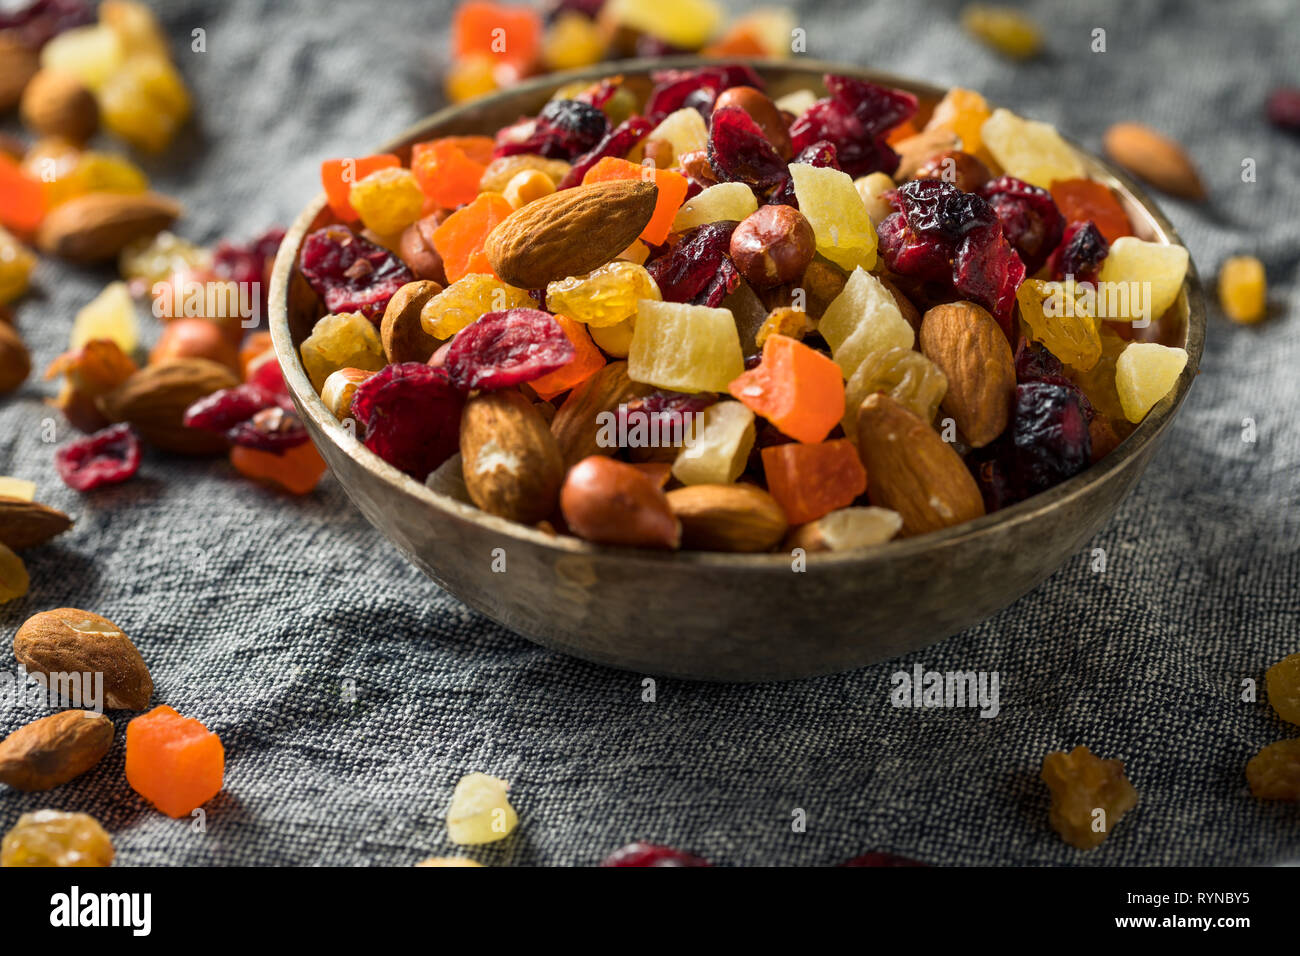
0, 497, 73, 551
665, 483, 788, 553
484, 180, 659, 289
560, 455, 680, 549
460, 390, 564, 523
381, 280, 442, 364
856, 392, 985, 536
892, 128, 963, 182
15, 608, 153, 711
98, 358, 238, 455
0, 710, 114, 791
919, 300, 1015, 447
0, 33, 39, 113
550, 360, 652, 467
37, 191, 182, 264
1103, 122, 1205, 201
20, 68, 98, 143
0, 320, 30, 394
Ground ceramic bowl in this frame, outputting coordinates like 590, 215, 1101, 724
269, 57, 1205, 681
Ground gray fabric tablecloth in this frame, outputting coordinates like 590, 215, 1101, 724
1, 0, 1298, 866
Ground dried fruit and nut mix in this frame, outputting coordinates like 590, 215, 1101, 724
300, 68, 1193, 552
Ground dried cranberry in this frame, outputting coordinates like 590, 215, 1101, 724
876, 211, 951, 284
225, 406, 309, 453
53, 424, 141, 492
694, 257, 741, 307
183, 383, 278, 432
840, 852, 928, 867
824, 75, 918, 135
617, 391, 717, 447
601, 842, 711, 867
1048, 221, 1110, 282
0, 0, 93, 49
572, 75, 620, 109
708, 106, 790, 194
443, 309, 575, 392
493, 98, 609, 160
772, 140, 840, 206
1009, 381, 1092, 494
645, 221, 739, 304
978, 177, 1064, 275
351, 363, 464, 480
1014, 339, 1066, 384
894, 179, 996, 242
1266, 87, 1300, 133
645, 65, 765, 123
213, 226, 285, 323
952, 228, 1026, 336
559, 115, 655, 189
789, 76, 915, 178
247, 354, 293, 402
299, 225, 414, 322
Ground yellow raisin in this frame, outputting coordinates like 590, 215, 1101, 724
843, 346, 948, 434
1016, 279, 1102, 371
1041, 745, 1139, 849
1245, 739, 1300, 801
1, 810, 114, 867
961, 4, 1043, 59
1266, 652, 1300, 727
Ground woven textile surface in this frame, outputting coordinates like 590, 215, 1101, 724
1, 0, 1297, 866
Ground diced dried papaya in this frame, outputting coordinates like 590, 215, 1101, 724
321, 154, 400, 222
582, 156, 689, 246
1049, 178, 1134, 244
728, 334, 844, 444
125, 705, 224, 818
453, 1, 541, 69
0, 154, 47, 234
528, 314, 606, 400
231, 442, 327, 496
411, 136, 495, 209
761, 438, 866, 525
431, 192, 514, 283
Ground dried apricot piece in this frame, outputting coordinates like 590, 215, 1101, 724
1246, 739, 1300, 801
125, 705, 225, 818
1049, 178, 1133, 244
320, 154, 400, 221
528, 315, 606, 401
728, 334, 845, 444
432, 192, 514, 283
231, 442, 327, 496
411, 137, 494, 209
1266, 652, 1300, 727
452, 2, 541, 71
1041, 745, 1138, 849
761, 439, 866, 525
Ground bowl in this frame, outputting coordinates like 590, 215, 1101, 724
269, 57, 1205, 682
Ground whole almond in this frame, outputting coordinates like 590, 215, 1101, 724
550, 361, 652, 467
0, 320, 31, 394
15, 608, 153, 710
485, 180, 659, 289
919, 300, 1015, 447
856, 392, 985, 536
460, 390, 564, 524
560, 455, 680, 549
893, 128, 963, 182
20, 68, 98, 143
0, 33, 39, 112
0, 497, 73, 551
37, 191, 182, 263
0, 710, 113, 791
381, 280, 442, 364
665, 483, 788, 552
98, 358, 238, 455
1103, 122, 1205, 200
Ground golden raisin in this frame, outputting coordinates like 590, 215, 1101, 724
1041, 745, 1139, 849
1, 810, 114, 867
1266, 652, 1300, 727
1245, 739, 1300, 801
1218, 255, 1267, 324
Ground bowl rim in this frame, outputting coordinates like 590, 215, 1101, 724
269, 55, 1207, 570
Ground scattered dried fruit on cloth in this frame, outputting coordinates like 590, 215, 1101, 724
1103, 122, 1205, 201
960, 4, 1042, 59
1041, 745, 1139, 849
53, 422, 141, 491
0, 543, 30, 603
98, 358, 240, 455
1, 810, 114, 868
1265, 652, 1300, 727
601, 842, 711, 867
125, 705, 224, 818
446, 772, 519, 845
15, 607, 153, 710
0, 710, 113, 791
0, 497, 71, 551
1245, 739, 1300, 802
1218, 255, 1267, 324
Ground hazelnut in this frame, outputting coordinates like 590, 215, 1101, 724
560, 456, 680, 550
398, 214, 447, 284
20, 69, 99, 144
714, 86, 794, 160
729, 205, 815, 288
149, 318, 240, 370
911, 150, 992, 193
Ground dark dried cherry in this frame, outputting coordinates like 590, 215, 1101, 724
707, 105, 790, 194
645, 221, 739, 304
350, 363, 464, 480
53, 423, 141, 492
978, 176, 1064, 275
601, 842, 711, 867
1048, 221, 1110, 282
443, 308, 575, 392
299, 225, 414, 323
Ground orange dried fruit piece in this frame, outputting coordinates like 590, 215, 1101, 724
1041, 745, 1138, 849
0, 153, 47, 234
411, 137, 495, 209
728, 334, 844, 444
125, 704, 225, 818
320, 154, 400, 222
231, 441, 327, 496
528, 315, 606, 401
453, 1, 542, 70
432, 192, 514, 283
761, 439, 866, 525
582, 156, 688, 246
1049, 178, 1134, 244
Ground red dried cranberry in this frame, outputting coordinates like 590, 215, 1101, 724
1266, 87, 1300, 133
493, 98, 609, 160
708, 105, 790, 194
226, 406, 309, 453
1009, 381, 1092, 494
617, 391, 717, 446
978, 176, 1064, 275
601, 842, 711, 867
0, 0, 92, 49
645, 221, 739, 304
183, 383, 278, 432
53, 423, 141, 492
771, 140, 840, 206
952, 228, 1026, 337
213, 226, 285, 324
824, 75, 918, 135
247, 354, 293, 404
572, 75, 620, 109
840, 852, 928, 867
443, 309, 575, 392
789, 76, 915, 178
1048, 221, 1109, 282
559, 115, 655, 189
876, 211, 952, 285
299, 225, 414, 322
1014, 339, 1066, 383
351, 363, 464, 480
645, 65, 765, 123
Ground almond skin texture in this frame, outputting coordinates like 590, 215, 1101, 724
460, 390, 564, 524
856, 392, 985, 536
98, 358, 238, 455
919, 300, 1015, 447
485, 180, 658, 289
665, 484, 788, 552
37, 191, 182, 263
20, 68, 99, 143
1103, 123, 1205, 200
15, 608, 153, 710
561, 456, 680, 549
381, 280, 443, 364
0, 710, 114, 791
550, 361, 652, 467
0, 497, 73, 551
